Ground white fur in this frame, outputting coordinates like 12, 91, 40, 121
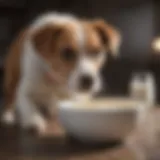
1, 110, 15, 125
68, 52, 105, 97
29, 12, 77, 32
14, 13, 80, 131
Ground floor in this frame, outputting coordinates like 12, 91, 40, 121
0, 122, 135, 160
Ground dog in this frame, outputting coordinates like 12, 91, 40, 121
1, 12, 121, 135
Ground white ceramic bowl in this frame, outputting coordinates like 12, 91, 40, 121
58, 98, 145, 142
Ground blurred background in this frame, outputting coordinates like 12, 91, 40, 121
0, 0, 160, 102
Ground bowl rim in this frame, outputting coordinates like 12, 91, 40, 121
58, 98, 145, 113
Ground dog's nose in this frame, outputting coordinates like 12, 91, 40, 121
79, 75, 93, 90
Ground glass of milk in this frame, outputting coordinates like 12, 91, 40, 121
129, 72, 156, 106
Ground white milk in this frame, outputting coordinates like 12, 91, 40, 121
129, 72, 156, 106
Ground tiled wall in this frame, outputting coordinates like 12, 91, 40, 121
0, 0, 28, 66
0, 0, 159, 103
0, 0, 28, 96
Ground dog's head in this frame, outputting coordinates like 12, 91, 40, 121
31, 15, 121, 97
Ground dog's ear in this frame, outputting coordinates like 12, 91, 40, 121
93, 20, 121, 57
31, 25, 62, 57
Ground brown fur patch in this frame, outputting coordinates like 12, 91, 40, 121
82, 21, 104, 55
92, 19, 121, 56
31, 23, 80, 68
4, 29, 27, 110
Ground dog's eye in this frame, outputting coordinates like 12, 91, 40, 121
91, 51, 99, 57
89, 48, 101, 57
61, 47, 77, 62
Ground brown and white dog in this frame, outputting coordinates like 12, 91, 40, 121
1, 12, 121, 134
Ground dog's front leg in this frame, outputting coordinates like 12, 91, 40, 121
16, 83, 47, 135
44, 97, 65, 136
